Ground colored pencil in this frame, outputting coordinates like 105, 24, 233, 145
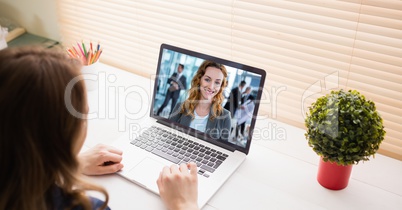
67, 40, 103, 65
72, 46, 80, 57
82, 41, 87, 57
77, 42, 85, 57
95, 50, 102, 62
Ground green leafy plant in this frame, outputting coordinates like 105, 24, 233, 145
305, 89, 386, 166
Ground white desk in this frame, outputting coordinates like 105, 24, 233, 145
83, 63, 402, 210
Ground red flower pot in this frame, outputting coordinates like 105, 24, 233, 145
317, 157, 353, 190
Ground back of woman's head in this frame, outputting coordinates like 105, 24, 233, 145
0, 47, 96, 209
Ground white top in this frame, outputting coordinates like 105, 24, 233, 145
189, 110, 209, 132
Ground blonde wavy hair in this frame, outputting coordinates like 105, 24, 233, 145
181, 60, 228, 120
0, 47, 108, 210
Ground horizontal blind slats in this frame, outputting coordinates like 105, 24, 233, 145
58, 0, 402, 160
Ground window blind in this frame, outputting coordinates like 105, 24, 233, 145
58, 0, 402, 160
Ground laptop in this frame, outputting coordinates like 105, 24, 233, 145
112, 43, 266, 208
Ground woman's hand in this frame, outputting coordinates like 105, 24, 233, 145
157, 163, 199, 210
78, 144, 124, 175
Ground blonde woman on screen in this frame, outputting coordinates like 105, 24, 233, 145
169, 60, 231, 141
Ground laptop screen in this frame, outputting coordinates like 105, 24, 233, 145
151, 44, 266, 154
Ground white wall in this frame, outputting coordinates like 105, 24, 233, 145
0, 0, 60, 41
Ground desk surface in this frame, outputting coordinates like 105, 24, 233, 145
83, 63, 402, 210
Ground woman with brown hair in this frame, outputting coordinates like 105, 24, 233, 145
169, 60, 231, 141
0, 47, 198, 210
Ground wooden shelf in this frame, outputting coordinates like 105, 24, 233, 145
7, 32, 60, 48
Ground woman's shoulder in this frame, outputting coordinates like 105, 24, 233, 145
88, 197, 111, 210
171, 101, 184, 115
221, 108, 230, 115
71, 197, 110, 210
219, 108, 231, 118
68, 197, 110, 210
52, 186, 110, 210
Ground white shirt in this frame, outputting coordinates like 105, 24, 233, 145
177, 72, 183, 80
189, 110, 209, 132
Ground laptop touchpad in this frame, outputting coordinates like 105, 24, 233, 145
129, 157, 165, 192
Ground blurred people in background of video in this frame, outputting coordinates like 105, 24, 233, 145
241, 86, 252, 104
157, 64, 187, 116
235, 92, 255, 141
224, 80, 246, 118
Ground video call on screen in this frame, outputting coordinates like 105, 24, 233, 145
153, 49, 262, 148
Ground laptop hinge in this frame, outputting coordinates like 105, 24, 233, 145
156, 119, 236, 152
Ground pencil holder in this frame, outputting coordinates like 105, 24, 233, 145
81, 62, 99, 91
66, 40, 103, 91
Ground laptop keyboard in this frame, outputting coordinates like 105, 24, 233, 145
130, 126, 228, 177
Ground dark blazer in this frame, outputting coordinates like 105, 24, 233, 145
224, 87, 241, 117
168, 72, 187, 99
169, 102, 232, 141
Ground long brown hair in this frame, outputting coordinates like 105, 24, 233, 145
181, 60, 228, 120
0, 47, 108, 210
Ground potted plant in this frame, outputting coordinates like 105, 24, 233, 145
305, 89, 386, 190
